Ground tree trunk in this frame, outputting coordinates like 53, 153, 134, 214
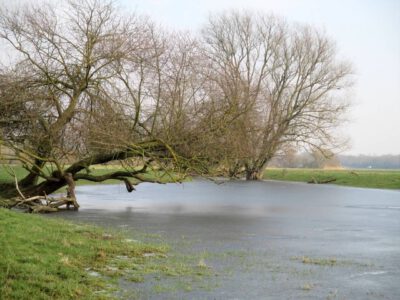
22, 180, 66, 198
245, 169, 261, 180
19, 141, 52, 187
244, 156, 272, 181
64, 173, 79, 209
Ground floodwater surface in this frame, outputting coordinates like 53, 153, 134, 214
53, 180, 400, 299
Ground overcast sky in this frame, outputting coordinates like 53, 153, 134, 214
2, 0, 399, 155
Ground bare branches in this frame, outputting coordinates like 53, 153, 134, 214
200, 11, 353, 179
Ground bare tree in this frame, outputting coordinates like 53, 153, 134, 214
201, 11, 352, 179
0, 0, 198, 211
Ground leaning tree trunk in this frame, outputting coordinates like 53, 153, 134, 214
64, 173, 79, 209
32, 174, 78, 204
23, 177, 69, 199
7, 172, 80, 213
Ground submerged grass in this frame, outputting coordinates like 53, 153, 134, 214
263, 168, 400, 189
300, 256, 338, 266
290, 255, 370, 268
0, 209, 210, 299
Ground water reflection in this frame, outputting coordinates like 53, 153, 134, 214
71, 179, 400, 218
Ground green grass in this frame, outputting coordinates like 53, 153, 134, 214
0, 165, 29, 183
263, 168, 400, 190
0, 209, 210, 299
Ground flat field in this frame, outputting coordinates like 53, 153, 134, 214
263, 168, 400, 189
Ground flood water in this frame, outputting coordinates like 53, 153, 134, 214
53, 180, 400, 299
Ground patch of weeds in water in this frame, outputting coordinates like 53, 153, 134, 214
140, 232, 163, 239
326, 289, 338, 300
168, 237, 196, 250
152, 281, 193, 294
128, 251, 221, 296
301, 283, 314, 291
291, 256, 338, 266
197, 258, 208, 268
120, 229, 166, 244
292, 256, 370, 268
302, 256, 337, 266
116, 251, 214, 296
279, 266, 315, 279
127, 275, 144, 283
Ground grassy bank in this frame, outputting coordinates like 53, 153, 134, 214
0, 209, 210, 299
263, 168, 400, 190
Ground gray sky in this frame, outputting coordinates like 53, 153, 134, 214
2, 0, 399, 155
118, 0, 400, 155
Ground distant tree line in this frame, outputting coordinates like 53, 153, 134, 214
338, 155, 400, 169
269, 151, 400, 169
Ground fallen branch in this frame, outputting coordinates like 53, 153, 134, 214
74, 172, 137, 193
10, 194, 77, 212
308, 177, 337, 184
11, 168, 26, 200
